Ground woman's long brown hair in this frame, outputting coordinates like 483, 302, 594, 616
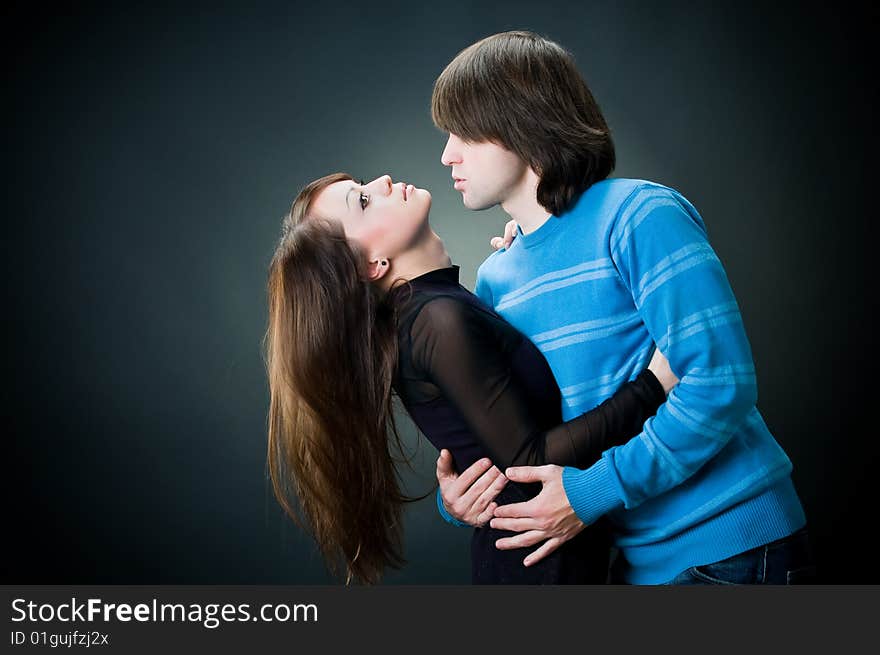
263, 173, 416, 584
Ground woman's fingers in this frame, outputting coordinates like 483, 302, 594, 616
502, 219, 518, 248
490, 220, 519, 250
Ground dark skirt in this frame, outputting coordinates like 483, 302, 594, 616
470, 481, 612, 584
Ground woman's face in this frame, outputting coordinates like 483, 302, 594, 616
310, 175, 431, 260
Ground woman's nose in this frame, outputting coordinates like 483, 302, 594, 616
367, 175, 393, 194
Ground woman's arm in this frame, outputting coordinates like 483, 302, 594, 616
411, 297, 674, 472
648, 347, 678, 394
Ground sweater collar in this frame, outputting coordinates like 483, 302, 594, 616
408, 264, 460, 286
386, 265, 460, 306
516, 214, 563, 249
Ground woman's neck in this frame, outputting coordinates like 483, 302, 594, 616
377, 225, 451, 292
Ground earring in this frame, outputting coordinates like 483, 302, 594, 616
381, 259, 387, 266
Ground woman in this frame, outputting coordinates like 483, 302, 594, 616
264, 172, 678, 585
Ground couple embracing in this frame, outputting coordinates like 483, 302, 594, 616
264, 31, 815, 586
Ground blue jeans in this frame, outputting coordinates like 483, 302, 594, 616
610, 526, 818, 585
659, 526, 817, 585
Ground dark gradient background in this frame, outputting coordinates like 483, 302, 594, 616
5, 1, 874, 584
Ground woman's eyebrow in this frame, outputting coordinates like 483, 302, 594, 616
345, 184, 358, 211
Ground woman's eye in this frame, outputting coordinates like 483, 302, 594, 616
359, 192, 370, 210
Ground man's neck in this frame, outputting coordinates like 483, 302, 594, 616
500, 168, 551, 235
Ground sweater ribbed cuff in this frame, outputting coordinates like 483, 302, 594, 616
562, 458, 624, 527
436, 487, 469, 528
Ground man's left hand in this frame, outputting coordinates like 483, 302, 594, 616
490, 464, 587, 567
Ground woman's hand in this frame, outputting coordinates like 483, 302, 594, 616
489, 219, 518, 251
648, 347, 679, 394
437, 450, 508, 527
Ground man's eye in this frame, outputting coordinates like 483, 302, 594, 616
359, 191, 370, 210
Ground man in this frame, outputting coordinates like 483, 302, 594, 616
431, 31, 815, 585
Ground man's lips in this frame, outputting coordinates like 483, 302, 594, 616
453, 177, 465, 191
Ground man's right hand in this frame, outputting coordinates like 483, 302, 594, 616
489, 219, 518, 251
436, 449, 508, 527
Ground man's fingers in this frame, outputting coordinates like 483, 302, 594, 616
523, 538, 561, 567
492, 498, 537, 519
467, 469, 508, 512
437, 457, 505, 525
474, 502, 498, 527
494, 529, 545, 551
490, 236, 504, 250
460, 466, 503, 506
468, 467, 508, 503
504, 465, 551, 484
488, 468, 508, 494
489, 516, 540, 533
435, 449, 456, 481
450, 457, 493, 492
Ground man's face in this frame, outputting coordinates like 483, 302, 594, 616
440, 133, 528, 210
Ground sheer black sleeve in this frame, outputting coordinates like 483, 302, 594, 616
410, 297, 666, 471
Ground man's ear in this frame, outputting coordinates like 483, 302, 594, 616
365, 257, 390, 282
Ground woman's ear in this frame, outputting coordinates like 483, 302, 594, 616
365, 257, 390, 282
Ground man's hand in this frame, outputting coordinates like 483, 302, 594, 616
489, 219, 518, 251
489, 464, 586, 567
437, 449, 508, 527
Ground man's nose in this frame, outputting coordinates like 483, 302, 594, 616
441, 135, 461, 166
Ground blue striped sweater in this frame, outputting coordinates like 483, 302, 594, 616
438, 177, 806, 585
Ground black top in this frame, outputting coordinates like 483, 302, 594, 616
390, 265, 665, 474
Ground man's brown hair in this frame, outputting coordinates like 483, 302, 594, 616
432, 30, 615, 216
